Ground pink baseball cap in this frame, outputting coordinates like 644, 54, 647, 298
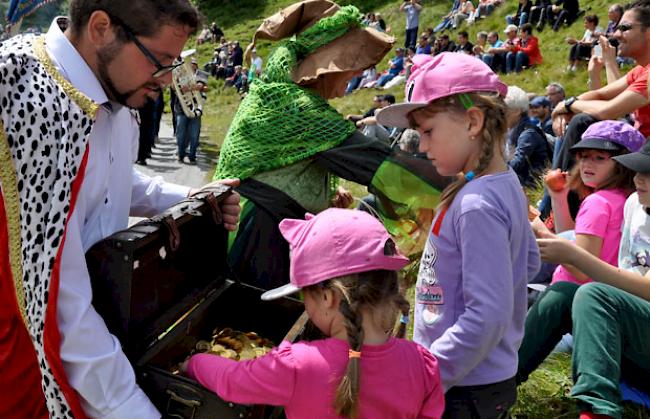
376, 52, 508, 128
260, 208, 410, 301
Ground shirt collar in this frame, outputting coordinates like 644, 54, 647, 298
44, 17, 109, 106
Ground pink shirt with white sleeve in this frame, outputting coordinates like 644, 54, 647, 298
187, 337, 444, 418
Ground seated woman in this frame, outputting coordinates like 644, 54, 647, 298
565, 15, 602, 72
534, 138, 650, 419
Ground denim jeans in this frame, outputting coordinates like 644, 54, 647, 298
505, 51, 529, 73
405, 27, 419, 48
176, 113, 201, 160
506, 12, 529, 27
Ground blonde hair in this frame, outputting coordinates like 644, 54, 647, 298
408, 93, 508, 211
304, 269, 409, 418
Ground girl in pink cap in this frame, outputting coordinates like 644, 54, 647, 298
183, 208, 444, 418
376, 52, 540, 417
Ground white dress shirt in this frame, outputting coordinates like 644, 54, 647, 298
44, 19, 190, 419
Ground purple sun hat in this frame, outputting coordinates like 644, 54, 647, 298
570, 120, 645, 154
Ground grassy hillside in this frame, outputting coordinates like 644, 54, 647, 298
190, 0, 617, 150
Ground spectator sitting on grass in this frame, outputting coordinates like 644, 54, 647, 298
506, 23, 543, 73
473, 31, 489, 57
546, 81, 566, 109
416, 35, 432, 54
505, 86, 551, 188
552, 0, 650, 175
374, 47, 405, 87
383, 47, 416, 89
545, 0, 580, 32
529, 96, 555, 135
356, 94, 397, 144
433, 34, 457, 54
507, 0, 533, 27
345, 95, 384, 124
588, 4, 624, 90
530, 0, 552, 29
482, 30, 507, 71
454, 30, 475, 54
565, 15, 603, 72
452, 0, 475, 29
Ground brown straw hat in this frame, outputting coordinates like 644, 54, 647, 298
250, 0, 394, 98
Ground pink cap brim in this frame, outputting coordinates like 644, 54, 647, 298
375, 102, 429, 129
260, 283, 301, 301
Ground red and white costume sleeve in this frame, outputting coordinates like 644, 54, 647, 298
0, 19, 189, 418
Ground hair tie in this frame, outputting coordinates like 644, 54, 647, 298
400, 314, 410, 325
464, 171, 475, 182
348, 349, 362, 359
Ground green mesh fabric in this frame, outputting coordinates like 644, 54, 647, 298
214, 6, 363, 181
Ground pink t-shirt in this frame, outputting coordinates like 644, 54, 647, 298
552, 188, 628, 285
187, 337, 444, 419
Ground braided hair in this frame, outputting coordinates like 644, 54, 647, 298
304, 268, 409, 418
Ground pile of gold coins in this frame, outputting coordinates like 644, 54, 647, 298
171, 327, 275, 374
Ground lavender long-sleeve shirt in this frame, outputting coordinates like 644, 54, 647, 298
414, 169, 540, 390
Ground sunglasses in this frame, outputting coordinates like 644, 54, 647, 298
617, 22, 643, 33
111, 15, 183, 78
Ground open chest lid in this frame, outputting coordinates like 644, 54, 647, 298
86, 185, 233, 358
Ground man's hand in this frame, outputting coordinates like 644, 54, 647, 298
552, 113, 572, 137
189, 178, 241, 231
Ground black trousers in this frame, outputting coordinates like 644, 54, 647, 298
443, 377, 517, 419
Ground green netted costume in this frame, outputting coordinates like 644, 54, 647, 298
214, 3, 449, 290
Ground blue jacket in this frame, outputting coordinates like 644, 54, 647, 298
508, 115, 550, 188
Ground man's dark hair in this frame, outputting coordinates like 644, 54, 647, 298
585, 14, 599, 25
440, 34, 450, 40
383, 94, 396, 104
520, 23, 533, 35
625, 0, 650, 28
69, 0, 201, 39
458, 31, 468, 38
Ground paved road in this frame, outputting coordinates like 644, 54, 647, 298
129, 119, 218, 225
134, 119, 217, 188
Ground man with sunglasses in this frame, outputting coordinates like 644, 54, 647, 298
552, 0, 650, 177
0, 1, 241, 418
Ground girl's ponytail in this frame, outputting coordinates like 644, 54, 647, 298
334, 286, 363, 418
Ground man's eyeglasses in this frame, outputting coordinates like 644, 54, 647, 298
112, 16, 183, 78
617, 22, 643, 33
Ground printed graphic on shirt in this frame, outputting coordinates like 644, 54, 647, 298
417, 235, 444, 325
620, 201, 650, 276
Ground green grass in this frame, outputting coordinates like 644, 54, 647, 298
189, 1, 650, 417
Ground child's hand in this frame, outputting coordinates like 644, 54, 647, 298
537, 237, 575, 264
180, 359, 191, 375
531, 216, 554, 239
544, 169, 568, 194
